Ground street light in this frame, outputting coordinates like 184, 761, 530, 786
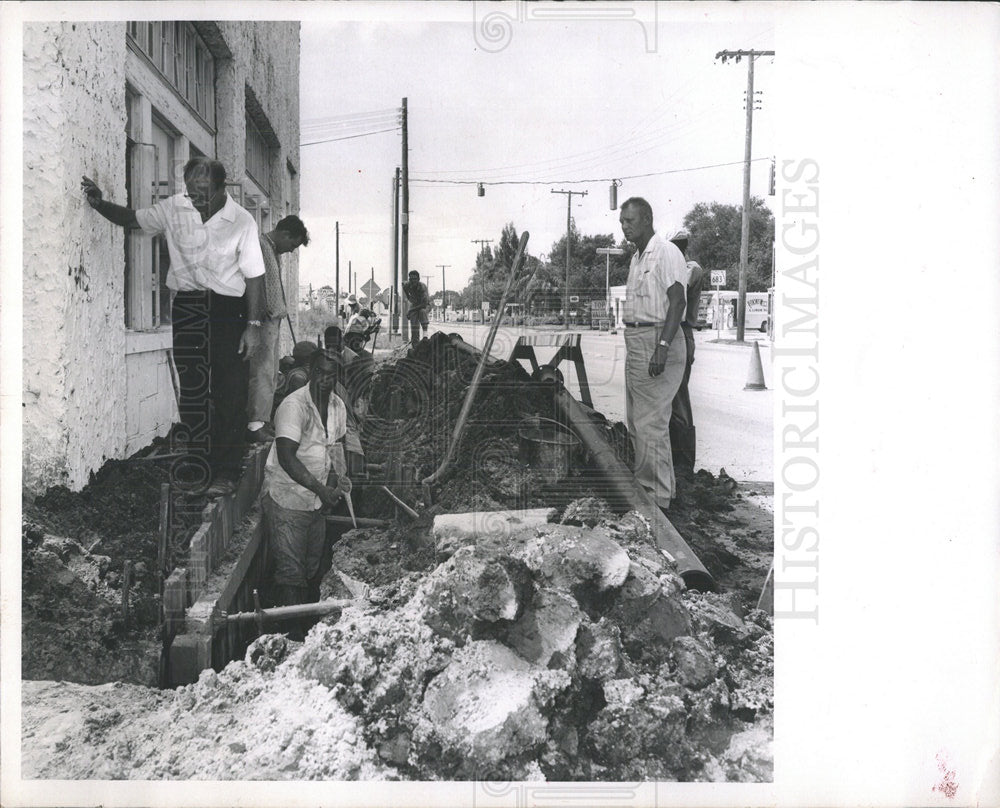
596, 246, 624, 325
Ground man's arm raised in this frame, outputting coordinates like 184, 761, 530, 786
81, 176, 139, 229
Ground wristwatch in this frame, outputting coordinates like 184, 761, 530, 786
247, 319, 263, 327
658, 339, 669, 347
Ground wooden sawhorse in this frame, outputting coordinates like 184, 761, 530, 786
508, 333, 593, 407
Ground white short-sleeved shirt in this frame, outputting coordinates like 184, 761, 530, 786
623, 232, 688, 323
264, 385, 347, 511
135, 193, 265, 296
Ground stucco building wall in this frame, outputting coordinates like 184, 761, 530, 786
22, 20, 301, 496
23, 22, 129, 494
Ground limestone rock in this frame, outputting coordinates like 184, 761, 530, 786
415, 640, 570, 768
671, 636, 717, 689
246, 634, 291, 673
432, 508, 556, 558
504, 589, 581, 668
575, 619, 623, 680
512, 525, 630, 593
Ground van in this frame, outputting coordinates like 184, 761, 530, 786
699, 291, 772, 332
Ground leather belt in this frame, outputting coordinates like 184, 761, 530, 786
623, 321, 660, 327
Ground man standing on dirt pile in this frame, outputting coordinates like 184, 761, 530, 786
82, 158, 265, 496
263, 349, 352, 622
402, 270, 430, 346
247, 215, 311, 444
619, 197, 688, 514
668, 228, 705, 474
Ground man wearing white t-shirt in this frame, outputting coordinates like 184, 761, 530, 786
263, 349, 351, 615
82, 158, 265, 493
619, 197, 688, 512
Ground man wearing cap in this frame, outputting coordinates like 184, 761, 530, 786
668, 229, 705, 473
619, 197, 688, 513
402, 270, 430, 346
82, 158, 265, 494
263, 349, 351, 621
247, 215, 310, 444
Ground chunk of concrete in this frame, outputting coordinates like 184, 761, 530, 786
505, 590, 582, 668
417, 640, 570, 766
433, 509, 556, 558
512, 525, 631, 593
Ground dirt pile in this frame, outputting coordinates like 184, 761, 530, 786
22, 503, 772, 782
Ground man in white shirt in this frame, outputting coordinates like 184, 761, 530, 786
619, 197, 688, 512
263, 349, 351, 615
82, 158, 265, 493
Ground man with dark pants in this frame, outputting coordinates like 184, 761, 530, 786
248, 215, 310, 443
83, 159, 265, 495
402, 270, 430, 346
263, 350, 351, 628
668, 228, 705, 473
619, 197, 688, 514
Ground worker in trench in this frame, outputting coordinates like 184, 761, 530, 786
262, 348, 352, 635
619, 197, 688, 514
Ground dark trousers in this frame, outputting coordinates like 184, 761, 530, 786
171, 290, 248, 479
669, 322, 697, 472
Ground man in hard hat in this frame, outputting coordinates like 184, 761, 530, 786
619, 197, 688, 514
402, 270, 430, 346
82, 158, 265, 496
263, 349, 351, 625
668, 228, 705, 473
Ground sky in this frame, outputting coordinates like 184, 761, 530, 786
297, 6, 775, 300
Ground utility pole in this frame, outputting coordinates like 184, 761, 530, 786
401, 98, 409, 290
470, 239, 493, 316
392, 167, 400, 334
551, 189, 587, 329
716, 48, 773, 343
348, 260, 352, 295
335, 221, 340, 324
437, 264, 450, 320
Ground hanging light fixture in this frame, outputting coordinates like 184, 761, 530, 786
609, 179, 621, 210
477, 183, 485, 197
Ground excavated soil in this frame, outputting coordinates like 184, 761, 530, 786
20, 333, 773, 781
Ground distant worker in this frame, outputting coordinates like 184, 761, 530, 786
248, 215, 310, 444
345, 301, 380, 356
82, 158, 265, 496
272, 340, 320, 416
322, 325, 365, 476
668, 229, 705, 473
263, 349, 351, 621
619, 197, 688, 514
402, 270, 430, 346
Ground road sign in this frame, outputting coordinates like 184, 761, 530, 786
596, 247, 624, 256
361, 279, 381, 298
569, 295, 580, 303
710, 270, 726, 287
590, 300, 607, 313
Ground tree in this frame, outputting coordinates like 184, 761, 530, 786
682, 197, 774, 292
546, 223, 632, 310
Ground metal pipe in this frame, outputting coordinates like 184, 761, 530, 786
550, 385, 715, 591
222, 597, 357, 625
422, 231, 531, 485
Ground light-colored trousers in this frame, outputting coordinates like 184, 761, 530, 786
624, 326, 687, 508
248, 317, 282, 423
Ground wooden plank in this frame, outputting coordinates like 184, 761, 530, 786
163, 567, 188, 632
168, 633, 212, 685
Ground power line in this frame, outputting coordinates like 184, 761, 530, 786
409, 157, 772, 188
300, 126, 400, 147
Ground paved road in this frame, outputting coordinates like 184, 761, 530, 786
425, 321, 773, 482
